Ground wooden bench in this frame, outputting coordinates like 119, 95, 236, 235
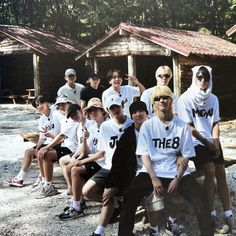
1, 94, 18, 104
21, 95, 36, 104
21, 89, 36, 104
21, 132, 39, 144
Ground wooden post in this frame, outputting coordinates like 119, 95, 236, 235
33, 54, 40, 96
127, 55, 136, 86
172, 55, 181, 97
94, 57, 98, 72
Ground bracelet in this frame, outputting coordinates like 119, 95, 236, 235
175, 175, 182, 181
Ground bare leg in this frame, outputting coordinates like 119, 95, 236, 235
38, 158, 44, 177
43, 150, 57, 182
202, 162, 216, 211
215, 164, 231, 211
71, 166, 87, 201
21, 148, 35, 172
148, 211, 163, 227
59, 155, 72, 193
98, 199, 115, 227
82, 180, 103, 203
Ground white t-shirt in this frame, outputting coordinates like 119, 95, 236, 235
136, 116, 195, 178
134, 129, 143, 174
76, 119, 95, 152
60, 118, 79, 153
38, 108, 61, 145
102, 85, 140, 116
97, 116, 133, 170
178, 92, 220, 146
87, 123, 105, 167
57, 83, 84, 105
141, 86, 178, 117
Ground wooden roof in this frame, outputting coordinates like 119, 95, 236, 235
0, 25, 86, 56
226, 24, 236, 36
76, 22, 236, 60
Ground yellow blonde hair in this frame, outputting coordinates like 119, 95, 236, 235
151, 85, 173, 115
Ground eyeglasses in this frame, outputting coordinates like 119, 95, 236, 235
153, 96, 170, 102
196, 75, 210, 82
158, 74, 170, 79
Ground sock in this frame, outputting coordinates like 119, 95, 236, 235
16, 170, 26, 180
41, 177, 45, 184
224, 210, 233, 217
169, 216, 177, 223
72, 200, 81, 211
150, 225, 159, 232
211, 210, 216, 216
44, 181, 52, 191
94, 225, 105, 235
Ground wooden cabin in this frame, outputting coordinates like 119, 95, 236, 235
76, 23, 236, 117
0, 25, 86, 103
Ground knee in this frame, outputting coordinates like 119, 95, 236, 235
204, 164, 215, 179
71, 167, 79, 177
25, 148, 34, 157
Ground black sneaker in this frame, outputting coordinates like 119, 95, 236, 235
166, 220, 187, 236
59, 206, 84, 221
90, 233, 104, 236
63, 200, 86, 212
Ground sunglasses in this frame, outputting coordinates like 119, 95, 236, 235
158, 74, 170, 79
88, 107, 101, 113
196, 75, 210, 82
153, 96, 170, 102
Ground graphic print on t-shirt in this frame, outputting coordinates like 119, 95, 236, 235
192, 108, 213, 118
152, 137, 180, 149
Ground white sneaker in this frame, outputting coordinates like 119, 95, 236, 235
31, 181, 43, 193
57, 190, 72, 199
35, 185, 59, 199
31, 176, 42, 188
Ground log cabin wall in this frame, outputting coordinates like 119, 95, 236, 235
0, 54, 33, 95
178, 55, 236, 117
38, 53, 86, 102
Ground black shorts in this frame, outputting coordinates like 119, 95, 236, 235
191, 144, 224, 171
81, 161, 102, 181
32, 144, 47, 158
89, 168, 110, 187
54, 146, 72, 160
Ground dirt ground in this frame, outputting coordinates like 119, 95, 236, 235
0, 104, 236, 236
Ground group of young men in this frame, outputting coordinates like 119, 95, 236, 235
4, 65, 234, 236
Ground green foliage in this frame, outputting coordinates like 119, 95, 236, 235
0, 0, 235, 44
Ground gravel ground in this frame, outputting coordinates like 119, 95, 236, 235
0, 104, 236, 236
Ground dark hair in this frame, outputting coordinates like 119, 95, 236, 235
32, 95, 47, 108
107, 68, 122, 81
197, 66, 210, 81
67, 104, 81, 119
129, 101, 148, 117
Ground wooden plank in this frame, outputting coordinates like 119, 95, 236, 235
127, 55, 136, 86
20, 132, 39, 144
33, 54, 40, 96
93, 57, 98, 72
172, 54, 181, 97
95, 35, 167, 57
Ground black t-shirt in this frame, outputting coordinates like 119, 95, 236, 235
80, 85, 105, 104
